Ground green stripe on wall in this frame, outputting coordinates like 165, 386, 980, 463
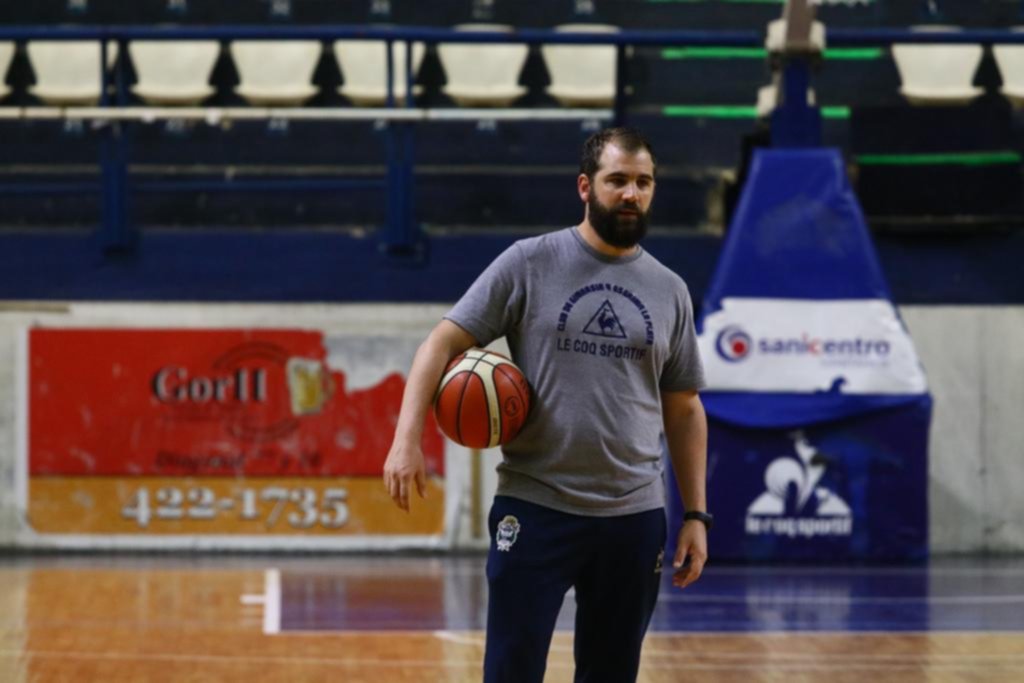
821, 107, 850, 119
856, 152, 1022, 167
660, 47, 884, 60
662, 105, 758, 118
661, 105, 850, 119
825, 48, 885, 60
661, 47, 766, 59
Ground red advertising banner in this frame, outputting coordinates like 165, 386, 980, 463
27, 328, 445, 536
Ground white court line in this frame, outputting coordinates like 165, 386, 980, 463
1, 648, 1021, 672
272, 627, 1024, 637
433, 630, 1024, 661
263, 568, 281, 635
572, 585, 1024, 607
657, 628, 1024, 639
657, 593, 1024, 605
0, 649, 496, 669
702, 566, 1024, 578
433, 631, 483, 647
240, 594, 266, 606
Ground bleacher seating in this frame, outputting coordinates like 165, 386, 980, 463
993, 29, 1024, 108
0, 0, 1020, 235
129, 40, 220, 105
437, 24, 529, 107
334, 39, 426, 106
892, 27, 984, 106
26, 41, 117, 105
0, 42, 14, 100
541, 24, 620, 108
231, 40, 323, 106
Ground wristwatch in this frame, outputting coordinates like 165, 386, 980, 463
683, 511, 714, 531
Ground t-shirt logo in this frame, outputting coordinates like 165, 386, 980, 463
555, 282, 654, 363
582, 300, 627, 339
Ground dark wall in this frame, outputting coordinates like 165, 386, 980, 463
1, 0, 1020, 28
2, 227, 1024, 306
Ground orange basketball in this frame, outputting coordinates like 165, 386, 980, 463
434, 348, 530, 449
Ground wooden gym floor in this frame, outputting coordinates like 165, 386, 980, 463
0, 554, 1022, 682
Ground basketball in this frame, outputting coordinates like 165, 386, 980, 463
434, 348, 531, 449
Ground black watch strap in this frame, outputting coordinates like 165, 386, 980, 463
683, 510, 714, 531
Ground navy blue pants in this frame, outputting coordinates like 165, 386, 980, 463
483, 495, 666, 683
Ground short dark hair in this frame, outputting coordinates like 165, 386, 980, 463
579, 127, 657, 180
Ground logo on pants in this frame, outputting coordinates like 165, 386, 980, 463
496, 515, 521, 552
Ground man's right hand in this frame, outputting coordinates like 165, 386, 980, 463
383, 441, 427, 512
382, 319, 477, 513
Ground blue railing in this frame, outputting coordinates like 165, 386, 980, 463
6, 25, 1024, 45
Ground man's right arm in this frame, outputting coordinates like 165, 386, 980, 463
383, 319, 477, 512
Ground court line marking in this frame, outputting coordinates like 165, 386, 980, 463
0, 649, 496, 669
432, 631, 1024, 660
264, 564, 1024, 578
222, 564, 1024, 587
433, 631, 483, 647
263, 568, 281, 635
657, 593, 1024, 605
274, 627, 1024, 637
696, 566, 1024, 577
240, 594, 266, 605
2, 649, 1023, 672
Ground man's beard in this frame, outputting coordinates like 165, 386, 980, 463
587, 191, 650, 249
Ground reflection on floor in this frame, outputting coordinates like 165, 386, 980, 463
0, 554, 1022, 682
279, 557, 1024, 633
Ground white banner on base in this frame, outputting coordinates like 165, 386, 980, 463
698, 298, 928, 394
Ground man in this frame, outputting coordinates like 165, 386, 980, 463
384, 127, 709, 683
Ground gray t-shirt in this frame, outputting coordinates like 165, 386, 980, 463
445, 226, 705, 516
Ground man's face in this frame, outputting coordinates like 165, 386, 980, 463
584, 143, 656, 249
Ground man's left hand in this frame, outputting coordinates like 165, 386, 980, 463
672, 521, 708, 589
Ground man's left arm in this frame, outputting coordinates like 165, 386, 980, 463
661, 389, 708, 589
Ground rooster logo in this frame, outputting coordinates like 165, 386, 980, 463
583, 300, 627, 339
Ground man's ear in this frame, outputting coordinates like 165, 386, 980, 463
577, 174, 590, 203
